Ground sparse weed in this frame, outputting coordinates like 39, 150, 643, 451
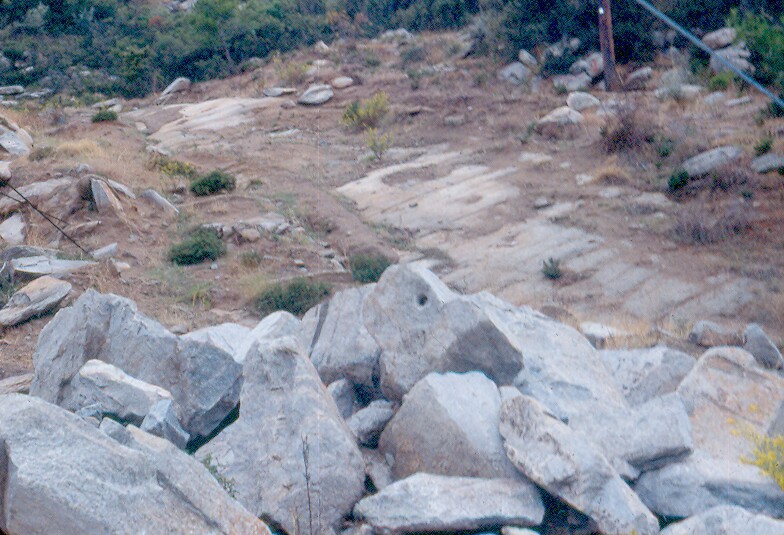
600, 109, 654, 154
254, 278, 331, 317
201, 454, 237, 498
342, 92, 389, 130
366, 128, 392, 160
542, 257, 563, 279
239, 250, 263, 268
673, 202, 752, 245
277, 60, 309, 86
708, 71, 734, 91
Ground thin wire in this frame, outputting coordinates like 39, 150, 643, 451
0, 180, 91, 256
628, 0, 784, 109
0, 191, 69, 225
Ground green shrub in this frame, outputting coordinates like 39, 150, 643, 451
350, 253, 392, 283
91, 109, 118, 122
400, 44, 427, 66
541, 257, 562, 279
190, 171, 236, 196
254, 278, 331, 316
342, 92, 390, 130
541, 49, 577, 76
169, 227, 225, 265
755, 136, 773, 156
728, 8, 784, 90
668, 169, 690, 192
708, 71, 734, 91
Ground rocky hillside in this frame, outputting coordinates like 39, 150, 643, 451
0, 23, 784, 534
1, 263, 783, 534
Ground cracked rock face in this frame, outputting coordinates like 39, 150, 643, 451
0, 394, 269, 535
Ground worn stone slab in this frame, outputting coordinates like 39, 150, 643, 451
681, 146, 743, 177
354, 473, 544, 534
0, 275, 71, 327
0, 213, 24, 245
660, 505, 784, 535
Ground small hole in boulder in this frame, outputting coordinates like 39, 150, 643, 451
417, 294, 428, 307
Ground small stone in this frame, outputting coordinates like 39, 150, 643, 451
533, 197, 551, 209
331, 76, 354, 89
566, 91, 600, 111
298, 84, 334, 105
743, 323, 784, 370
688, 320, 741, 347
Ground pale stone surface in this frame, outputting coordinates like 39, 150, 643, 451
0, 213, 24, 245
31, 290, 242, 441
0, 276, 71, 327
702, 28, 737, 49
354, 473, 544, 534
498, 62, 531, 85
660, 505, 784, 535
566, 92, 600, 111
198, 334, 365, 535
681, 146, 743, 177
380, 371, 520, 479
0, 394, 269, 535
182, 322, 251, 360
500, 395, 659, 535
298, 84, 334, 105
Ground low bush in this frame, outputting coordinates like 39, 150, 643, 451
190, 171, 236, 196
668, 169, 690, 192
150, 155, 198, 179
673, 202, 752, 244
350, 253, 392, 283
342, 92, 390, 130
728, 8, 784, 91
254, 278, 331, 316
708, 71, 734, 91
601, 109, 654, 154
91, 109, 118, 123
169, 227, 225, 265
755, 136, 773, 156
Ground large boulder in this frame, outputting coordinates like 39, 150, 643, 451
234, 310, 302, 363
681, 146, 743, 177
499, 395, 659, 535
0, 394, 269, 535
634, 449, 784, 519
182, 322, 251, 360
743, 323, 784, 370
0, 275, 71, 327
568, 393, 692, 480
710, 45, 754, 74
302, 285, 381, 389
380, 371, 520, 480
566, 91, 600, 112
676, 347, 784, 463
598, 345, 695, 406
660, 505, 784, 535
702, 27, 737, 49
298, 84, 334, 105
354, 473, 544, 534
498, 62, 531, 85
363, 264, 527, 401
61, 359, 174, 426
30, 290, 243, 441
198, 333, 365, 535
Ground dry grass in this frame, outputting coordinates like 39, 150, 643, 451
56, 139, 102, 158
593, 156, 631, 185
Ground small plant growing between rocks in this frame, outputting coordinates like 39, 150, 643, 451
741, 431, 784, 490
755, 136, 773, 156
240, 250, 262, 268
350, 252, 392, 283
201, 454, 237, 498
342, 92, 390, 130
254, 278, 331, 316
542, 257, 563, 280
91, 109, 118, 123
190, 171, 236, 196
668, 169, 690, 192
366, 128, 392, 160
169, 227, 225, 265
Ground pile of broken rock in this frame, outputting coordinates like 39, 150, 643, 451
1, 263, 783, 534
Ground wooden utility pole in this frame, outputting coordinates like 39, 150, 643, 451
598, 0, 623, 91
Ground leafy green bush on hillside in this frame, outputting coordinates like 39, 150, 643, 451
169, 227, 225, 265
190, 171, 236, 196
728, 8, 784, 91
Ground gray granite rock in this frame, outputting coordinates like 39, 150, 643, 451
660, 505, 784, 535
0, 275, 71, 327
